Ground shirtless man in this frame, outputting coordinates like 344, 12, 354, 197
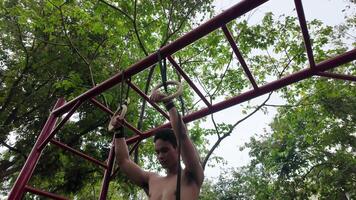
110, 91, 204, 200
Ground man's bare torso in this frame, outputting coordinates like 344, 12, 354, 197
147, 170, 200, 200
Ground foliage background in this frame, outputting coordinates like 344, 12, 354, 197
0, 0, 355, 199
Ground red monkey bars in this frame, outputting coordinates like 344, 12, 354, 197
9, 0, 356, 199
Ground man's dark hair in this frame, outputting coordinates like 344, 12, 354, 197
154, 128, 177, 148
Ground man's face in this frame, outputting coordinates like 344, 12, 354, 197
154, 139, 178, 169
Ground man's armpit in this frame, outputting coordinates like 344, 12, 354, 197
183, 169, 198, 184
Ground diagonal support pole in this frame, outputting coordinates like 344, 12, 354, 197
90, 98, 144, 135
24, 185, 69, 200
50, 139, 108, 169
221, 25, 259, 90
126, 81, 170, 119
167, 56, 212, 107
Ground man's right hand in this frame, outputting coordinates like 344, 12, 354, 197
110, 115, 122, 130
150, 89, 168, 103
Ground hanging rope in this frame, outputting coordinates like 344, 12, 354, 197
157, 50, 168, 93
108, 70, 130, 132
175, 112, 183, 200
119, 70, 130, 110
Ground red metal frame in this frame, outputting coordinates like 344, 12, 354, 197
8, 99, 66, 199
9, 0, 356, 199
51, 0, 269, 117
294, 0, 316, 68
127, 81, 170, 119
221, 25, 259, 89
167, 55, 212, 107
50, 139, 108, 169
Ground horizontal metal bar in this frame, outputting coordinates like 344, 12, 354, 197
126, 48, 356, 144
127, 81, 170, 119
52, 0, 269, 116
25, 185, 69, 200
221, 25, 258, 89
316, 71, 356, 81
50, 139, 107, 169
167, 56, 212, 107
295, 0, 316, 68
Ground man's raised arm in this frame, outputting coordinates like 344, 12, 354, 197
167, 105, 204, 186
150, 90, 204, 186
111, 119, 150, 189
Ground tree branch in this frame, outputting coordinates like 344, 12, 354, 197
0, 140, 27, 159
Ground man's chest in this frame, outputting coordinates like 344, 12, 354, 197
148, 176, 177, 200
147, 174, 199, 200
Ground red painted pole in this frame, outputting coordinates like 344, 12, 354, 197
38, 100, 82, 150
294, 0, 316, 68
90, 98, 143, 135
221, 25, 258, 89
127, 81, 170, 119
8, 98, 66, 200
98, 138, 116, 200
167, 56, 212, 107
50, 139, 108, 169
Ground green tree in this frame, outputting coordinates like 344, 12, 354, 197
200, 1, 355, 199
0, 0, 214, 198
1, 0, 354, 199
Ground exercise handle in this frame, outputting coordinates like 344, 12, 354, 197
108, 103, 128, 132
151, 81, 183, 102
